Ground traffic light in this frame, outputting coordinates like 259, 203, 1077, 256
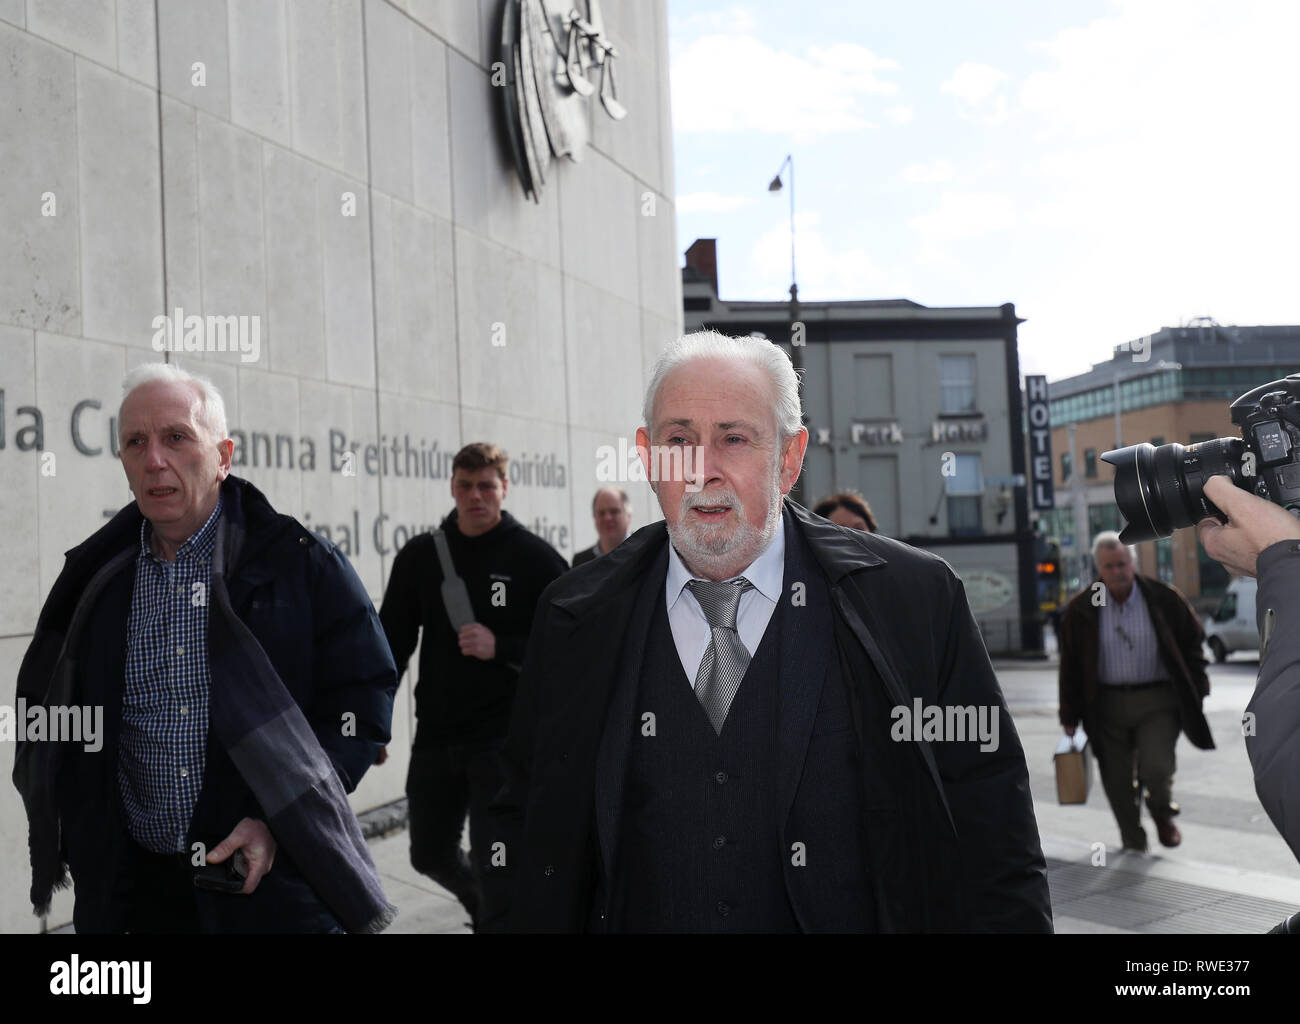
1037, 542, 1063, 612
1037, 542, 1061, 578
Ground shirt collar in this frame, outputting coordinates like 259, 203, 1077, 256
140, 495, 224, 563
666, 514, 786, 610
1101, 578, 1143, 614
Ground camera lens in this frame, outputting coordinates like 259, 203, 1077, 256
1101, 437, 1246, 543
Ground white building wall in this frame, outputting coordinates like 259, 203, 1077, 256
0, 0, 679, 931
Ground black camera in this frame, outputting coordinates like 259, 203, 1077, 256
1102, 373, 1300, 543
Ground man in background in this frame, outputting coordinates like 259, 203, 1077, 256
379, 442, 567, 928
572, 486, 633, 567
1058, 531, 1213, 853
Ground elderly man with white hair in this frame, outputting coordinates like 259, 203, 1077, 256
14, 362, 398, 933
1058, 531, 1214, 853
482, 330, 1050, 933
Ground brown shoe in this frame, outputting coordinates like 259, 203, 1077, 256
1154, 816, 1182, 847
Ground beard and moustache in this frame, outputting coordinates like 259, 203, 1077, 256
662, 456, 785, 579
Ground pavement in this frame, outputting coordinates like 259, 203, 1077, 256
365, 640, 1300, 934
998, 645, 1300, 933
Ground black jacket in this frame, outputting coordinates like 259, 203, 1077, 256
13, 477, 396, 932
571, 543, 601, 568
379, 509, 568, 744
482, 500, 1052, 933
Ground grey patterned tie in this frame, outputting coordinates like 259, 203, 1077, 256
687, 578, 755, 735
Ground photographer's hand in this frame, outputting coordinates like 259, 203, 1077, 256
1196, 475, 1300, 577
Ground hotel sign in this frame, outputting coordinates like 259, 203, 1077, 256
851, 422, 904, 445
931, 419, 987, 443
1025, 375, 1055, 511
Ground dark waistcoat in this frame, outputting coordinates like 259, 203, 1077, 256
612, 579, 798, 933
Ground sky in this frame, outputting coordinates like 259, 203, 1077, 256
667, 0, 1300, 382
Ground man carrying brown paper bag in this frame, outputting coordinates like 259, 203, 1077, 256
1058, 532, 1213, 853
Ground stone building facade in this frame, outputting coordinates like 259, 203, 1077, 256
0, 0, 679, 931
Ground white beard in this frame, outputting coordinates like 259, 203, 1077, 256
664, 460, 784, 579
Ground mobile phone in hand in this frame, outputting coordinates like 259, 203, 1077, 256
192, 849, 249, 893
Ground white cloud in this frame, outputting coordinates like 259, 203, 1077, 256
941, 61, 1011, 124
748, 212, 911, 300
900, 159, 954, 184
909, 191, 1016, 245
668, 5, 757, 39
1010, 0, 1300, 371
671, 32, 900, 135
942, 62, 1008, 106
670, 0, 1300, 382
885, 104, 914, 124
676, 191, 756, 214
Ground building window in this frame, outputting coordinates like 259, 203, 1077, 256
939, 355, 976, 414
1199, 543, 1230, 597
1084, 449, 1097, 478
947, 496, 982, 536
1190, 432, 1215, 445
855, 353, 894, 418
944, 453, 983, 537
1150, 437, 1164, 447
1156, 537, 1174, 583
1087, 503, 1121, 539
1061, 452, 1072, 482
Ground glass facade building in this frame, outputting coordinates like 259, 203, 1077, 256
1038, 323, 1300, 603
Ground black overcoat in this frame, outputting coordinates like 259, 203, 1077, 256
482, 500, 1052, 933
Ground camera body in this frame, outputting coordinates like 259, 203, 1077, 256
1231, 374, 1300, 506
1102, 373, 1300, 544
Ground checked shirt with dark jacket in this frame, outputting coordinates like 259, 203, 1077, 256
13, 476, 397, 933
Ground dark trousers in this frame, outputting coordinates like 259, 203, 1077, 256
119, 838, 347, 934
406, 739, 505, 926
1092, 682, 1182, 849
122, 842, 201, 934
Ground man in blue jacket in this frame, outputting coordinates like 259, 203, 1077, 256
13, 363, 397, 934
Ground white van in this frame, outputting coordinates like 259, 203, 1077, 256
1204, 577, 1259, 662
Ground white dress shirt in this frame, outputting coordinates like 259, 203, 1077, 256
665, 518, 786, 688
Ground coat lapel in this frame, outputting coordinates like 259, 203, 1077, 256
774, 509, 830, 826
782, 501, 954, 830
592, 545, 668, 884
546, 521, 672, 893
830, 582, 957, 835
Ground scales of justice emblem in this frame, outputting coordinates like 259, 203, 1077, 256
500, 0, 628, 202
